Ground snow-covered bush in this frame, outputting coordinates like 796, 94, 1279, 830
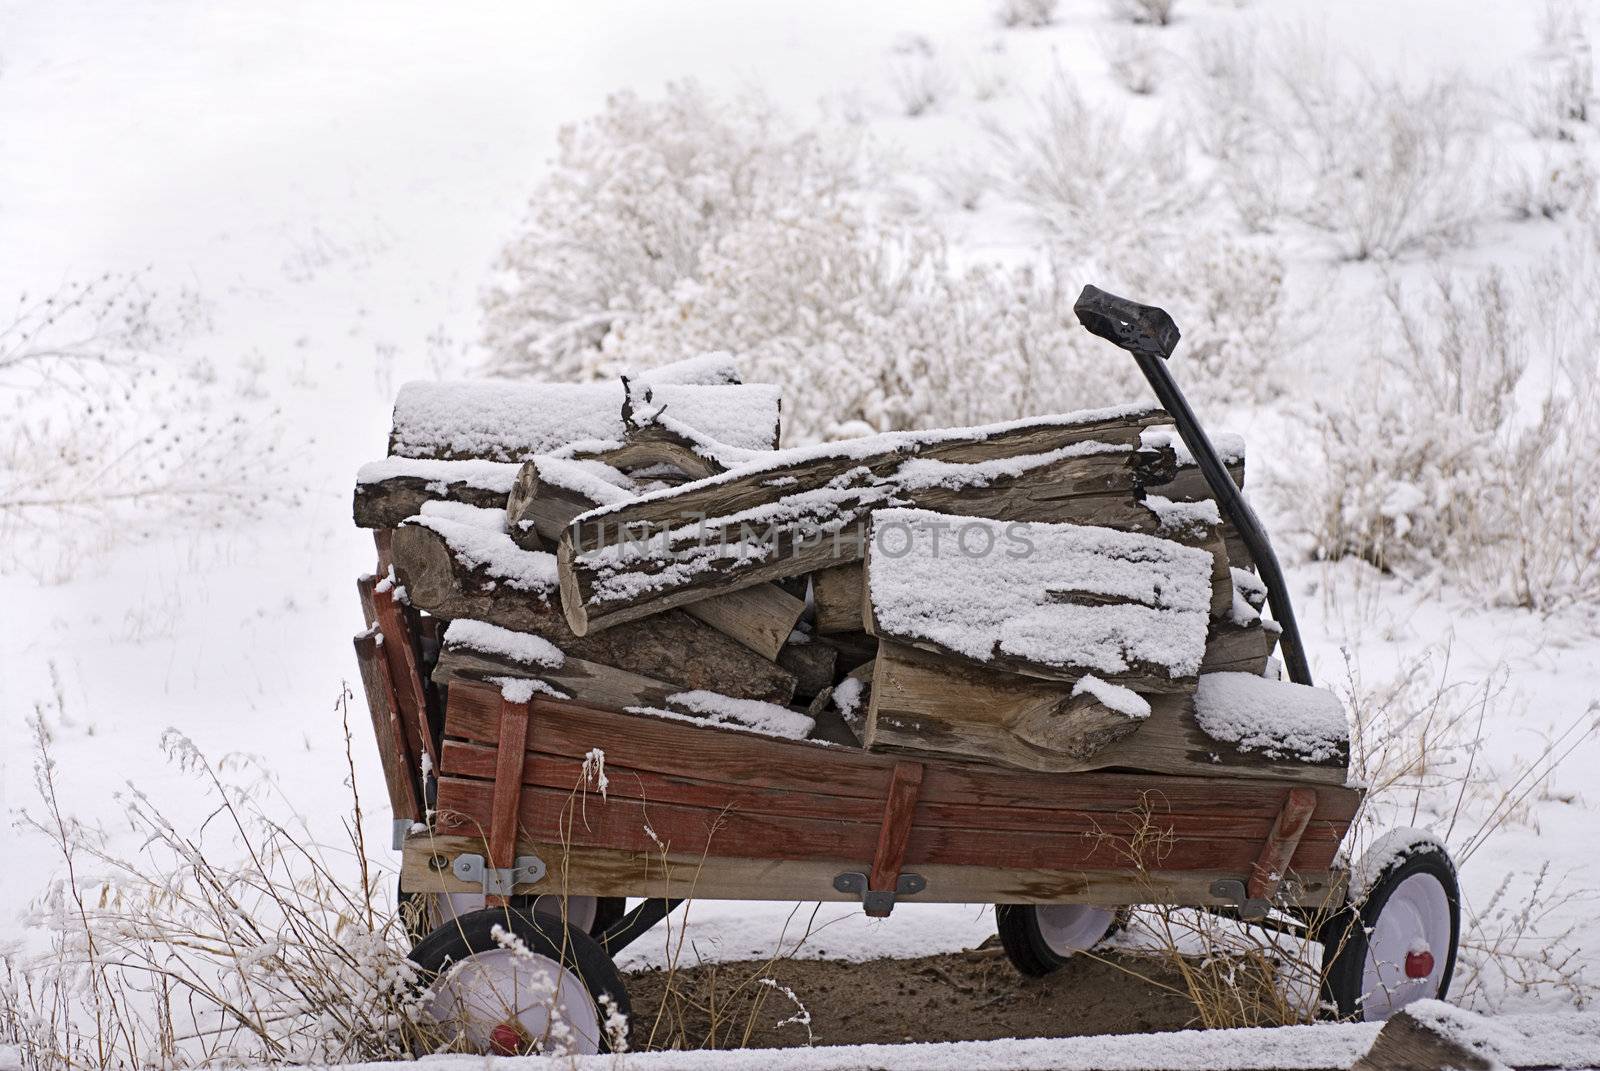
1287, 249, 1600, 609
1501, 150, 1596, 221
482, 83, 865, 382
931, 151, 993, 211
482, 84, 1178, 442
601, 205, 1144, 440
995, 0, 1057, 29
3, 710, 432, 1070
888, 49, 958, 118
992, 72, 1198, 256
1107, 0, 1178, 28
1104, 28, 1162, 96
1208, 40, 1487, 259
0, 275, 285, 580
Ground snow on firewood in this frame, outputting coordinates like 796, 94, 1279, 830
354, 455, 521, 492
417, 498, 510, 532
577, 401, 1164, 514
626, 689, 815, 740
388, 379, 782, 460
1141, 494, 1222, 534
492, 675, 570, 703
446, 619, 565, 668
632, 351, 743, 386
867, 507, 1213, 679
1193, 672, 1349, 764
530, 456, 638, 506
1071, 675, 1152, 720
402, 512, 559, 596
832, 675, 864, 720
1139, 426, 1247, 468
892, 439, 1129, 492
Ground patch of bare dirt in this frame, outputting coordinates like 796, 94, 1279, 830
624, 942, 1204, 1051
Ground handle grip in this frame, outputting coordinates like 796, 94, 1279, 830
1073, 284, 1182, 361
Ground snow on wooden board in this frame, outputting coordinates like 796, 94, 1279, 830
865, 507, 1213, 684
627, 689, 815, 741
1193, 672, 1349, 765
387, 379, 783, 460
354, 455, 520, 491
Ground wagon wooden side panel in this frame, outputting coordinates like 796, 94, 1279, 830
401, 680, 1359, 910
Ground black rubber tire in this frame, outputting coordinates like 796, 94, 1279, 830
1320, 841, 1460, 1021
409, 906, 631, 1054
995, 904, 1119, 978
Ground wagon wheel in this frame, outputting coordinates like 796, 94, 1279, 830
1319, 832, 1460, 1021
410, 906, 630, 1055
995, 904, 1122, 977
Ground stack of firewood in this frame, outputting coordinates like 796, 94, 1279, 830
354, 354, 1344, 783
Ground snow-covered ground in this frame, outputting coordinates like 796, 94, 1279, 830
3, 0, 1597, 1054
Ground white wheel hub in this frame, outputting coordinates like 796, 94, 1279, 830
1034, 905, 1116, 956
1360, 872, 1451, 1021
428, 946, 602, 1055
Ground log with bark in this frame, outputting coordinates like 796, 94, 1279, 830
388, 379, 782, 461
864, 640, 1150, 773
390, 517, 797, 703
556, 404, 1171, 635
505, 455, 806, 658
353, 457, 519, 529
862, 508, 1215, 693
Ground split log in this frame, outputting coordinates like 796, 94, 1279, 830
506, 456, 805, 659
831, 661, 874, 743
863, 508, 1214, 693
683, 582, 806, 661
388, 380, 782, 461
434, 635, 684, 713
812, 563, 865, 634
434, 623, 814, 740
506, 457, 635, 550
1201, 617, 1280, 676
775, 639, 838, 701
391, 520, 796, 703
865, 640, 1148, 773
813, 630, 878, 676
353, 457, 519, 529
566, 414, 759, 482
558, 405, 1170, 635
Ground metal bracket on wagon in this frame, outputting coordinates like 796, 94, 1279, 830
1209, 878, 1273, 920
451, 853, 547, 896
834, 871, 926, 916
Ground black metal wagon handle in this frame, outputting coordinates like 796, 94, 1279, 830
1073, 283, 1314, 687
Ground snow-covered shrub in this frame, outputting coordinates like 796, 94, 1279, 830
995, 0, 1057, 29
1515, 6, 1592, 141
1188, 27, 1258, 160
1107, 0, 1178, 28
601, 205, 1143, 441
483, 84, 1164, 443
0, 275, 285, 580
931, 151, 993, 211
1104, 27, 1162, 96
992, 72, 1198, 256
965, 41, 1010, 101
888, 49, 958, 118
1501, 150, 1596, 220
4, 710, 433, 1070
1287, 252, 1600, 609
482, 83, 864, 381
1207, 39, 1487, 259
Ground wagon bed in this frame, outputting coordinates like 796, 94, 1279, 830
398, 676, 1360, 916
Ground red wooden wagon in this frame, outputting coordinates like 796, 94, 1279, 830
352, 287, 1461, 1056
